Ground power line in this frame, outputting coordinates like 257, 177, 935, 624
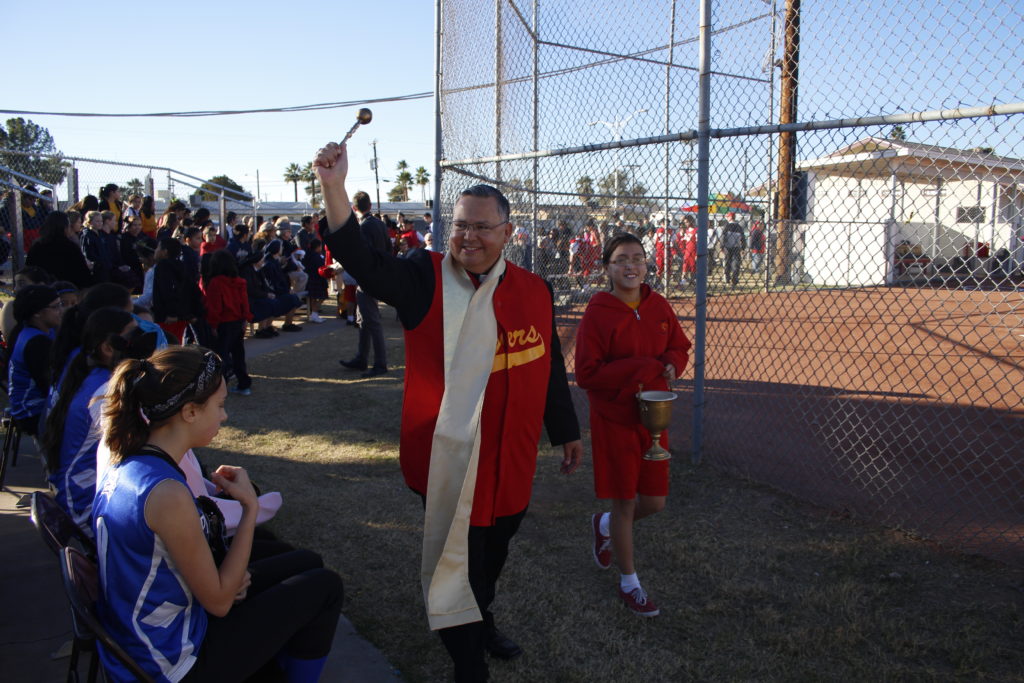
0, 92, 432, 119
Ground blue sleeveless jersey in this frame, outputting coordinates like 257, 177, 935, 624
49, 367, 110, 535
8, 326, 52, 423
93, 456, 208, 682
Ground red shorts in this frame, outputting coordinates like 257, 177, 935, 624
342, 285, 356, 304
590, 416, 670, 499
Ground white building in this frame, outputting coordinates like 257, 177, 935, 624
751, 137, 1024, 286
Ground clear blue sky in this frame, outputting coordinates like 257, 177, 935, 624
6, 1, 437, 202
6, 1, 1022, 207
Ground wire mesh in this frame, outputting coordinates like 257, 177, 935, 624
437, 0, 1024, 564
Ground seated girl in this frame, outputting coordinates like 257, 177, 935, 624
7, 285, 63, 436
94, 346, 343, 682
43, 308, 137, 531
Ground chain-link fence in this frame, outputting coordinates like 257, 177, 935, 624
436, 0, 1024, 564
0, 150, 257, 271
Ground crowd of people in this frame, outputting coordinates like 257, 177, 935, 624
4, 160, 704, 682
0, 182, 370, 681
527, 211, 767, 288
315, 140, 693, 683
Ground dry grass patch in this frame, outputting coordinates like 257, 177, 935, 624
199, 314, 1024, 682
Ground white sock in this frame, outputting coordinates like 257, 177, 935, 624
620, 572, 641, 592
598, 512, 610, 536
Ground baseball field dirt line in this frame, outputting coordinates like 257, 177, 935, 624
553, 286, 1024, 565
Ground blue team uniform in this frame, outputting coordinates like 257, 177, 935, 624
49, 367, 110, 534
8, 326, 53, 427
93, 453, 207, 682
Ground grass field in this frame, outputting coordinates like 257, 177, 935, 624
201, 313, 1024, 682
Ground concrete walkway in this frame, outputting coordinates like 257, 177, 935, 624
0, 315, 403, 681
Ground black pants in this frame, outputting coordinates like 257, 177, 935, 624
355, 290, 387, 370
183, 549, 343, 682
437, 507, 527, 683
724, 247, 743, 284
214, 321, 251, 390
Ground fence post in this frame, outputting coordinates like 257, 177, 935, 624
69, 166, 80, 204
691, 0, 713, 466
530, 0, 539, 274
12, 190, 25, 272
218, 191, 227, 239
432, 0, 445, 242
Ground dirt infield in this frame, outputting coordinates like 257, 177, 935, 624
557, 286, 1024, 565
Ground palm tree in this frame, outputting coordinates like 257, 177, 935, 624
576, 175, 595, 207
301, 162, 320, 207
283, 163, 303, 202
124, 177, 145, 196
395, 170, 413, 201
414, 167, 430, 203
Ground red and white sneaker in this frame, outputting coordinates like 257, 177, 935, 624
618, 586, 660, 617
592, 513, 612, 569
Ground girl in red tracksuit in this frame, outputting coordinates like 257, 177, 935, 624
575, 232, 691, 618
202, 249, 253, 395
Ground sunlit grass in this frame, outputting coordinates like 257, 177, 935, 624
198, 313, 1024, 682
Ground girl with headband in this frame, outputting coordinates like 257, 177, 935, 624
94, 346, 342, 682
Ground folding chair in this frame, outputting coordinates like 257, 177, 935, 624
60, 547, 155, 683
0, 407, 23, 491
29, 491, 97, 560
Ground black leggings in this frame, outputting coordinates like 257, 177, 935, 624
214, 321, 251, 390
183, 549, 343, 682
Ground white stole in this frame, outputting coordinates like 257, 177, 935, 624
420, 252, 505, 630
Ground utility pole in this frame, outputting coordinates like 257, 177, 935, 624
774, 0, 799, 285
372, 140, 382, 210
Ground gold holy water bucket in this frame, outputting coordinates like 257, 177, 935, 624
637, 390, 677, 461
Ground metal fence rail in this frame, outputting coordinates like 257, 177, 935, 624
0, 149, 257, 253
436, 0, 1024, 563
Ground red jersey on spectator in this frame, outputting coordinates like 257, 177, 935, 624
202, 274, 252, 327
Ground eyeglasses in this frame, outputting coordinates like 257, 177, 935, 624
451, 221, 507, 236
609, 256, 647, 267
47, 301, 64, 309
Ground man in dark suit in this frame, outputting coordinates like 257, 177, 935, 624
338, 190, 390, 377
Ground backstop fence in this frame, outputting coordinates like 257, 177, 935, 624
435, 0, 1024, 563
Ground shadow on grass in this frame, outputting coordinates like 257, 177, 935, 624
200, 316, 1024, 682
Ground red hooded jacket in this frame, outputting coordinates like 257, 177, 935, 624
202, 275, 252, 327
575, 285, 691, 427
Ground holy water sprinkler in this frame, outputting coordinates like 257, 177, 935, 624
341, 108, 373, 144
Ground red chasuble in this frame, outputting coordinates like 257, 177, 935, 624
401, 252, 553, 526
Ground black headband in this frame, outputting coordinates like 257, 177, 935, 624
140, 352, 222, 423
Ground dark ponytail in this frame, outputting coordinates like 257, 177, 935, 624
42, 307, 134, 473
104, 346, 223, 463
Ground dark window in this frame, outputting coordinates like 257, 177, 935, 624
956, 206, 985, 223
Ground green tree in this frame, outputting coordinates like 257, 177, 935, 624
196, 175, 249, 202
124, 178, 145, 197
390, 161, 413, 202
0, 117, 67, 185
414, 166, 430, 203
576, 175, 595, 207
889, 125, 907, 141
387, 185, 405, 203
301, 162, 321, 207
283, 163, 303, 202
503, 177, 535, 207
596, 170, 646, 207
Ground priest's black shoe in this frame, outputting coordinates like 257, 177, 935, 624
484, 627, 523, 660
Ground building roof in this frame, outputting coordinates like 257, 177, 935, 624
748, 136, 1024, 195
